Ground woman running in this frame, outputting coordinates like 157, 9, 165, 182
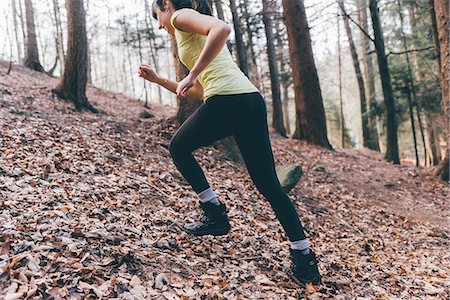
138, 0, 321, 285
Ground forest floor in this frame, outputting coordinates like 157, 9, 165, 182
0, 61, 449, 299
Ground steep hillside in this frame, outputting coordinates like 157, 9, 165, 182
0, 62, 448, 299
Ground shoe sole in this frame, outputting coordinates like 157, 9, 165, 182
184, 227, 231, 236
287, 269, 321, 286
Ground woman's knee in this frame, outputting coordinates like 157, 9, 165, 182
169, 135, 185, 158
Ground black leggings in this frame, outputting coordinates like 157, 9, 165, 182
169, 92, 307, 241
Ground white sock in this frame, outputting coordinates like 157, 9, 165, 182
198, 187, 220, 206
291, 239, 310, 254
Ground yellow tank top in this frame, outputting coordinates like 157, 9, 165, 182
170, 8, 259, 100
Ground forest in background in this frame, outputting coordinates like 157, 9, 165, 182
0, 0, 448, 176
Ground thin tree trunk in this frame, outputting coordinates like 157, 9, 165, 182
281, 0, 332, 149
397, 0, 419, 166
18, 0, 28, 57
276, 14, 291, 135
229, 0, 249, 76
136, 14, 149, 106
12, 0, 22, 63
358, 0, 380, 151
53, 0, 97, 113
369, 0, 400, 164
429, 0, 441, 73
145, 0, 162, 104
339, 0, 370, 149
263, 0, 286, 137
53, 0, 65, 74
433, 0, 449, 181
24, 0, 44, 72
407, 1, 432, 166
242, 0, 260, 88
213, 0, 232, 52
338, 7, 344, 148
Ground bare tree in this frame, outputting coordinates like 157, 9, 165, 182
357, 0, 380, 151
229, 0, 249, 76
339, 0, 372, 149
12, 0, 23, 63
263, 0, 286, 137
53, 0, 97, 112
369, 0, 400, 164
24, 0, 44, 72
281, 0, 332, 149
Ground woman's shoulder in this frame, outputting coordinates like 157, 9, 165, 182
171, 8, 197, 21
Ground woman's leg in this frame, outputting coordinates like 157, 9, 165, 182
169, 103, 232, 194
232, 94, 307, 242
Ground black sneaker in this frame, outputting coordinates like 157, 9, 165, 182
184, 202, 231, 236
289, 250, 321, 285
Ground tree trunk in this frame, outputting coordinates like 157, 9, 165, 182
18, 0, 28, 56
281, 0, 332, 149
24, 0, 44, 72
52, 0, 65, 74
397, 0, 420, 166
338, 8, 345, 148
275, 12, 291, 135
263, 0, 286, 137
144, 0, 162, 104
242, 0, 260, 88
53, 0, 97, 113
339, 0, 371, 149
136, 13, 149, 106
434, 0, 449, 181
213, 0, 232, 52
369, 0, 400, 164
429, 0, 441, 73
407, 1, 433, 166
12, 0, 23, 63
229, 0, 249, 76
358, 0, 380, 151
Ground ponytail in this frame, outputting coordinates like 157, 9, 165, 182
152, 0, 212, 19
192, 0, 212, 16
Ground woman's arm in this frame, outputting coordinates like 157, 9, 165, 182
172, 10, 231, 96
139, 64, 204, 100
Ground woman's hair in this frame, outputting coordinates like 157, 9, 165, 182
152, 0, 212, 20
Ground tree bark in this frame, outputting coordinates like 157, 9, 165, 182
281, 0, 332, 149
433, 0, 449, 181
24, 0, 44, 72
339, 0, 371, 149
52, 0, 65, 74
338, 8, 345, 148
12, 0, 22, 63
358, 0, 380, 151
229, 0, 249, 76
53, 0, 97, 113
242, 0, 261, 88
144, 0, 162, 105
369, 0, 400, 164
275, 11, 291, 135
407, 1, 434, 166
397, 0, 419, 166
213, 0, 232, 52
263, 0, 286, 137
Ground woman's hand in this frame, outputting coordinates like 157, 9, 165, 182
176, 72, 198, 98
138, 64, 159, 82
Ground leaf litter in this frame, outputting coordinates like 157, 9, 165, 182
0, 62, 449, 299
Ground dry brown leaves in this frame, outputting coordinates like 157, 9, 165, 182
0, 62, 449, 299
